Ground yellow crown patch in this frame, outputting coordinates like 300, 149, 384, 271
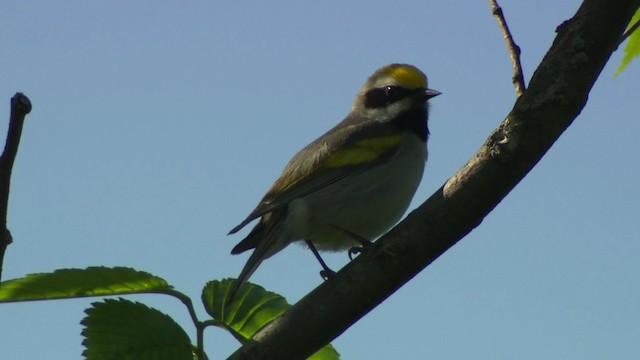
384, 65, 427, 89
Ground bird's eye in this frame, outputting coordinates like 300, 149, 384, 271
364, 86, 408, 109
384, 86, 400, 99
384, 86, 410, 103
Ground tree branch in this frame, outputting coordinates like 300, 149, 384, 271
228, 0, 640, 358
0, 93, 32, 282
619, 16, 640, 46
489, 0, 526, 96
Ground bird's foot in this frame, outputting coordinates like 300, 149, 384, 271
320, 268, 336, 280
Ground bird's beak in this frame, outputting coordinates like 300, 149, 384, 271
424, 88, 441, 99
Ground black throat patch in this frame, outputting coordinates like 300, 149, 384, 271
391, 107, 429, 142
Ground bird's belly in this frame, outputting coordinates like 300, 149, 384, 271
288, 137, 426, 251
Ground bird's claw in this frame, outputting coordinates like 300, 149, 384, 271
320, 269, 336, 280
348, 246, 364, 260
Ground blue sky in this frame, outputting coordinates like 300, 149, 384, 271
1, 1, 639, 359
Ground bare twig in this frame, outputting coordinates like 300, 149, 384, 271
489, 0, 526, 96
0, 93, 31, 282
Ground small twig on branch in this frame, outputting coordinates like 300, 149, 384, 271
489, 0, 526, 96
618, 17, 640, 47
0, 93, 32, 282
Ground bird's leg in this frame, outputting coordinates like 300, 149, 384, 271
334, 226, 373, 260
305, 240, 335, 280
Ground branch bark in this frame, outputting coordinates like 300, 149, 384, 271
619, 14, 640, 45
228, 0, 640, 358
0, 93, 31, 282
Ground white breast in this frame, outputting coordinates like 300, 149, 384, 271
287, 132, 427, 251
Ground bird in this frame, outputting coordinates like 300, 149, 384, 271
227, 63, 440, 302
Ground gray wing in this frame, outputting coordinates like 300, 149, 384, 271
228, 118, 400, 234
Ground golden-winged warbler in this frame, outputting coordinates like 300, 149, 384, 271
228, 63, 440, 301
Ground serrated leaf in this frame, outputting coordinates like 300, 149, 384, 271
202, 279, 340, 360
202, 279, 287, 339
308, 345, 340, 360
81, 298, 195, 360
616, 8, 640, 75
0, 267, 172, 302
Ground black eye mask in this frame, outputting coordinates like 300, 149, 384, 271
364, 86, 415, 108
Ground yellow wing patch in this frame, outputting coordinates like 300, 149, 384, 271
323, 134, 401, 168
384, 65, 427, 89
266, 134, 401, 197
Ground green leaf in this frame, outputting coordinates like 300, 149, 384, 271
201, 279, 288, 339
0, 267, 172, 302
81, 298, 195, 360
616, 8, 640, 75
202, 279, 340, 360
308, 345, 341, 360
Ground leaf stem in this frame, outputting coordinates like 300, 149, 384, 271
159, 289, 207, 359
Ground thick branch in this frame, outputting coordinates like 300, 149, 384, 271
619, 16, 640, 45
0, 93, 31, 281
229, 1, 640, 358
489, 0, 526, 95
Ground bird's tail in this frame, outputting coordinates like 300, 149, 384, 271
227, 209, 288, 303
